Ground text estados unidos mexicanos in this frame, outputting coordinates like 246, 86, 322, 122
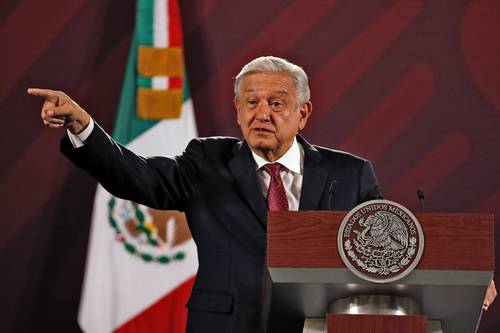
343, 204, 417, 237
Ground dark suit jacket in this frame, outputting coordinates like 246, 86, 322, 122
61, 123, 382, 333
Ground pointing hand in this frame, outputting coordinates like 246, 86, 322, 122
28, 88, 91, 134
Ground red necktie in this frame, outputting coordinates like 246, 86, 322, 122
263, 163, 289, 211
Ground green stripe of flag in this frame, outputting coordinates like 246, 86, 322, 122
136, 0, 154, 46
136, 0, 153, 89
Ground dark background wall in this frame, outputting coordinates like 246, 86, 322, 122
1, 0, 499, 332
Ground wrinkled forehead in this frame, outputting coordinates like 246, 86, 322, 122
239, 72, 297, 97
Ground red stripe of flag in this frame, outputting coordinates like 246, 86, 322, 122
114, 276, 196, 333
169, 0, 183, 89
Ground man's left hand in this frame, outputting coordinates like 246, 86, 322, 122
483, 279, 497, 311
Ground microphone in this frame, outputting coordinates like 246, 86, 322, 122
416, 188, 425, 212
328, 180, 338, 210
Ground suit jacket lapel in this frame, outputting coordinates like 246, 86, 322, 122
298, 135, 329, 211
228, 140, 268, 228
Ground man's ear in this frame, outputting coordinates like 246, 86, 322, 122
234, 96, 241, 125
298, 101, 312, 131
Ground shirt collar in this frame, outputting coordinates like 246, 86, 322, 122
250, 137, 302, 174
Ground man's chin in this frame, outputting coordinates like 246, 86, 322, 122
247, 138, 276, 153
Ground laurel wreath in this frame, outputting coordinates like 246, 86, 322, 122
108, 196, 186, 264
344, 238, 417, 275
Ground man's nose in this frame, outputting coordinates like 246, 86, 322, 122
254, 102, 271, 121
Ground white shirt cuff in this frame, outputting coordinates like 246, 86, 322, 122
67, 118, 95, 148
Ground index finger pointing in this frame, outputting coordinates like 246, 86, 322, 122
27, 88, 60, 100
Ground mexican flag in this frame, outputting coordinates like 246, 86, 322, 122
78, 1, 198, 332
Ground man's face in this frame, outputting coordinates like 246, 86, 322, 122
235, 72, 312, 161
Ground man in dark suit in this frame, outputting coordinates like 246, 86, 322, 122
29, 56, 383, 332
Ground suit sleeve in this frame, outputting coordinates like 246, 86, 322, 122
358, 160, 383, 202
60, 122, 203, 211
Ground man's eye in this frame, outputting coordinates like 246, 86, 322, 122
270, 101, 284, 110
247, 100, 257, 107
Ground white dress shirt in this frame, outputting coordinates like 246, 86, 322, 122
69, 119, 304, 211
250, 137, 304, 211
67, 118, 95, 148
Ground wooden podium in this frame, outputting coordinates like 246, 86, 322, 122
267, 211, 494, 333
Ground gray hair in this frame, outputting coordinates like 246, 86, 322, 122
234, 56, 310, 104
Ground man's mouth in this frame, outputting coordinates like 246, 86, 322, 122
252, 127, 274, 133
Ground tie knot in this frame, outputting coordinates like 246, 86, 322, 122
263, 163, 283, 177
